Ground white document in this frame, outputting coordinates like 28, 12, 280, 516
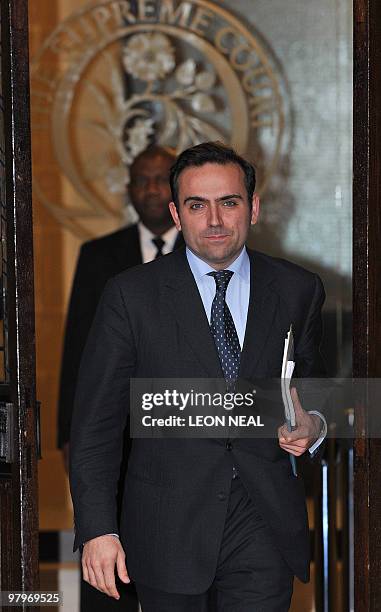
281, 325, 297, 476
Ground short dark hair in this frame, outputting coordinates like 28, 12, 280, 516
130, 145, 176, 180
169, 141, 256, 208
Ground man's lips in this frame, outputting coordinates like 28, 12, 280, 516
204, 234, 231, 240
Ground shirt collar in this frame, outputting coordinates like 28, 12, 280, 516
138, 221, 178, 248
186, 246, 250, 283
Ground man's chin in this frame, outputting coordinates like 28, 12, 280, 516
193, 245, 241, 267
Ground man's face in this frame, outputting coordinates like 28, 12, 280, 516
169, 163, 260, 269
129, 154, 173, 232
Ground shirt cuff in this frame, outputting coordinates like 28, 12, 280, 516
307, 410, 327, 455
82, 533, 119, 548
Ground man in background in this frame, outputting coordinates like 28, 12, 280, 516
57, 145, 183, 611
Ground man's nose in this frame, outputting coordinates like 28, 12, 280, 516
207, 204, 222, 226
145, 177, 161, 193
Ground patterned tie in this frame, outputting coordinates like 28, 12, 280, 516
208, 270, 241, 385
152, 236, 165, 259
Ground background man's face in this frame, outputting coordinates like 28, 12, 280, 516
129, 153, 173, 232
169, 162, 259, 269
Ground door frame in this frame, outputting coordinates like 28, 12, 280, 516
0, 0, 38, 595
353, 0, 381, 610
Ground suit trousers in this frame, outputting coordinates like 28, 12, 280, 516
80, 566, 139, 612
135, 476, 294, 611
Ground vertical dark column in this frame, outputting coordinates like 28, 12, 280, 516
1, 0, 39, 594
353, 0, 381, 609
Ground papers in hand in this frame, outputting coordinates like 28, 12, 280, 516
281, 325, 297, 476
281, 325, 295, 429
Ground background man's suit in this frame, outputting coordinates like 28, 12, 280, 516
58, 223, 183, 611
70, 246, 325, 594
58, 223, 183, 448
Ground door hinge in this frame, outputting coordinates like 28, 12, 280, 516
0, 402, 14, 463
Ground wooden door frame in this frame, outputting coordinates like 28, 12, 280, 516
353, 0, 381, 609
0, 0, 38, 594
1, 0, 381, 605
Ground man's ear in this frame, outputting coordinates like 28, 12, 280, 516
250, 193, 260, 225
169, 201, 182, 231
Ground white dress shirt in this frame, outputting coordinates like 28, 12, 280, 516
138, 222, 178, 263
186, 246, 250, 348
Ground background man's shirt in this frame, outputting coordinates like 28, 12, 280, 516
138, 222, 178, 263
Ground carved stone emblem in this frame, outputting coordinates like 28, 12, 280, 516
31, 0, 288, 237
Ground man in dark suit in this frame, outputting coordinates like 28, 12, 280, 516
58, 145, 183, 457
70, 142, 326, 611
58, 145, 183, 610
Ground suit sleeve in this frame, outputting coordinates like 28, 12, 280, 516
294, 273, 326, 377
57, 244, 100, 448
294, 274, 329, 456
69, 277, 136, 551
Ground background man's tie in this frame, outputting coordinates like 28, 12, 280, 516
152, 236, 165, 258
208, 270, 241, 385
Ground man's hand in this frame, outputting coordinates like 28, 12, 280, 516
278, 387, 322, 456
82, 535, 130, 599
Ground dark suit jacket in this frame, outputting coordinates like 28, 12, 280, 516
70, 247, 325, 592
57, 223, 183, 448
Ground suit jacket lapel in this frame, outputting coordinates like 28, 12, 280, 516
239, 251, 279, 379
108, 224, 142, 271
162, 249, 223, 378
173, 232, 185, 250
124, 224, 143, 266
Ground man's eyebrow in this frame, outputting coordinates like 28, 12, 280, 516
217, 194, 243, 202
183, 196, 207, 205
183, 194, 243, 205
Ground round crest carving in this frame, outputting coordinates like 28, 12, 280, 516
31, 0, 289, 237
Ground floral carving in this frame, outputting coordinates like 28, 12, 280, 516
122, 33, 176, 82
84, 34, 224, 194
